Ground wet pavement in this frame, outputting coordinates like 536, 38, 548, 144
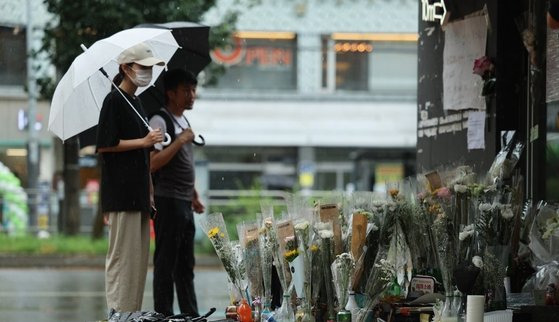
0, 267, 230, 321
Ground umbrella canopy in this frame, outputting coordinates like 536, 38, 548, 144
48, 28, 179, 141
135, 22, 211, 114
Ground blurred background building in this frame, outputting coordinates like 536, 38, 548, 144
0, 0, 418, 232
198, 0, 418, 211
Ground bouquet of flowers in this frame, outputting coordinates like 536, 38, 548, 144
357, 249, 395, 322
473, 56, 496, 96
231, 240, 248, 298
275, 217, 296, 293
486, 131, 524, 185
238, 221, 264, 302
294, 218, 312, 300
309, 230, 323, 315
331, 253, 355, 312
316, 220, 336, 320
317, 193, 344, 256
258, 214, 276, 307
347, 192, 375, 259
200, 213, 244, 298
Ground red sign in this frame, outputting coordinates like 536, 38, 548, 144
212, 37, 293, 67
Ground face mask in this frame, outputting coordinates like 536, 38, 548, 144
128, 67, 152, 87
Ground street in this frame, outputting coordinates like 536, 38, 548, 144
0, 267, 230, 321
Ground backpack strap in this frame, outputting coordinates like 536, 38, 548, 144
149, 108, 176, 144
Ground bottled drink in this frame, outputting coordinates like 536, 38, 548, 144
261, 301, 273, 322
238, 298, 253, 322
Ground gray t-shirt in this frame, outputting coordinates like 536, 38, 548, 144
149, 112, 195, 201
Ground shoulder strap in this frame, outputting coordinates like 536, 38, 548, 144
149, 108, 176, 143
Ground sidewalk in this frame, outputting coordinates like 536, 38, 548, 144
0, 254, 221, 268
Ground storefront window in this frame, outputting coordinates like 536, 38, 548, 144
369, 42, 417, 95
334, 41, 371, 91
0, 26, 26, 86
321, 36, 416, 94
210, 35, 297, 90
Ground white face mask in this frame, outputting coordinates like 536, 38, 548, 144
129, 68, 152, 87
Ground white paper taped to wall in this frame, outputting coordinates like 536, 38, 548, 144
443, 15, 488, 111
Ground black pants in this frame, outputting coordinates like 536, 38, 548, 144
153, 196, 198, 317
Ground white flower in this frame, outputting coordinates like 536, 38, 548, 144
459, 224, 475, 241
319, 230, 334, 239
373, 200, 385, 207
315, 222, 330, 231
501, 205, 514, 219
294, 221, 309, 231
472, 256, 484, 268
454, 184, 468, 193
492, 202, 503, 210
459, 230, 474, 241
479, 203, 492, 212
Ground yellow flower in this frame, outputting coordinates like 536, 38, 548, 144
310, 244, 319, 252
208, 227, 220, 239
284, 249, 299, 262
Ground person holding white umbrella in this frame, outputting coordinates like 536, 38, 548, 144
96, 42, 165, 314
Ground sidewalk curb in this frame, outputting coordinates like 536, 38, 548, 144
0, 254, 221, 268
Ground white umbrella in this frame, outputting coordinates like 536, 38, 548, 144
48, 27, 179, 142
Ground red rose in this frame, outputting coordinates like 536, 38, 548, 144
473, 56, 494, 77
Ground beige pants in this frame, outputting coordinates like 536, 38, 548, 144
105, 211, 150, 312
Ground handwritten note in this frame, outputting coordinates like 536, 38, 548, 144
467, 111, 486, 150
443, 15, 487, 111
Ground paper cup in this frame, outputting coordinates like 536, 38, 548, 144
466, 295, 485, 322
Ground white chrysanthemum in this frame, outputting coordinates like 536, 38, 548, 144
454, 184, 468, 193
501, 205, 514, 219
315, 222, 330, 231
472, 256, 484, 268
319, 230, 334, 239
459, 230, 474, 241
459, 224, 475, 240
294, 221, 309, 231
479, 203, 492, 212
372, 200, 385, 207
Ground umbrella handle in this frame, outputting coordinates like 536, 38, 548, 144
147, 126, 171, 146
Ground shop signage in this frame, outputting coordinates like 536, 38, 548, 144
421, 0, 447, 25
212, 38, 293, 68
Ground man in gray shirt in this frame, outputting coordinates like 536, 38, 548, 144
149, 69, 204, 317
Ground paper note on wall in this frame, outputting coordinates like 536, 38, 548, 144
467, 111, 486, 150
443, 15, 488, 111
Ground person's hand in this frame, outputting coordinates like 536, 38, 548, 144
143, 128, 164, 147
103, 214, 109, 226
192, 196, 205, 214
177, 128, 195, 144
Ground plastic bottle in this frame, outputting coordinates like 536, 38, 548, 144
260, 301, 273, 322
238, 298, 253, 322
345, 291, 359, 322
274, 294, 294, 322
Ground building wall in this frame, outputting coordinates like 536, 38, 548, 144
200, 0, 418, 193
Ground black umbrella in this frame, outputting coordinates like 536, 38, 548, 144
136, 21, 210, 112
136, 21, 211, 146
